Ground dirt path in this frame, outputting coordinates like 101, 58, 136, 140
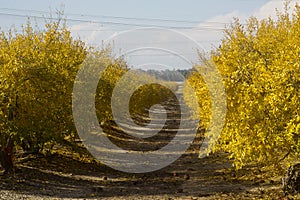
0, 150, 285, 199
0, 85, 290, 199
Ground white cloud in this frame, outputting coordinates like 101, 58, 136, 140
185, 0, 300, 52
70, 22, 117, 48
252, 0, 300, 20
69, 0, 300, 69
183, 10, 247, 51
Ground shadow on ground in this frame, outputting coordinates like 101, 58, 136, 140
0, 150, 280, 199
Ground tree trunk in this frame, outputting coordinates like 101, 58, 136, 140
0, 147, 13, 174
283, 163, 300, 195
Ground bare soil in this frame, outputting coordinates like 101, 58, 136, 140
0, 92, 298, 199
0, 149, 294, 200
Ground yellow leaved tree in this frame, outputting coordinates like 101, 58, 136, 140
0, 20, 87, 152
186, 3, 300, 171
0, 17, 180, 155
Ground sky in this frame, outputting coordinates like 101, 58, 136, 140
0, 0, 299, 70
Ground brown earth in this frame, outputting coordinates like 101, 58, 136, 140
0, 148, 295, 200
0, 90, 298, 199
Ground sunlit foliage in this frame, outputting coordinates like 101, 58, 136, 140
185, 3, 300, 170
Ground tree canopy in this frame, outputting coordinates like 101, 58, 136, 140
185, 3, 300, 170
